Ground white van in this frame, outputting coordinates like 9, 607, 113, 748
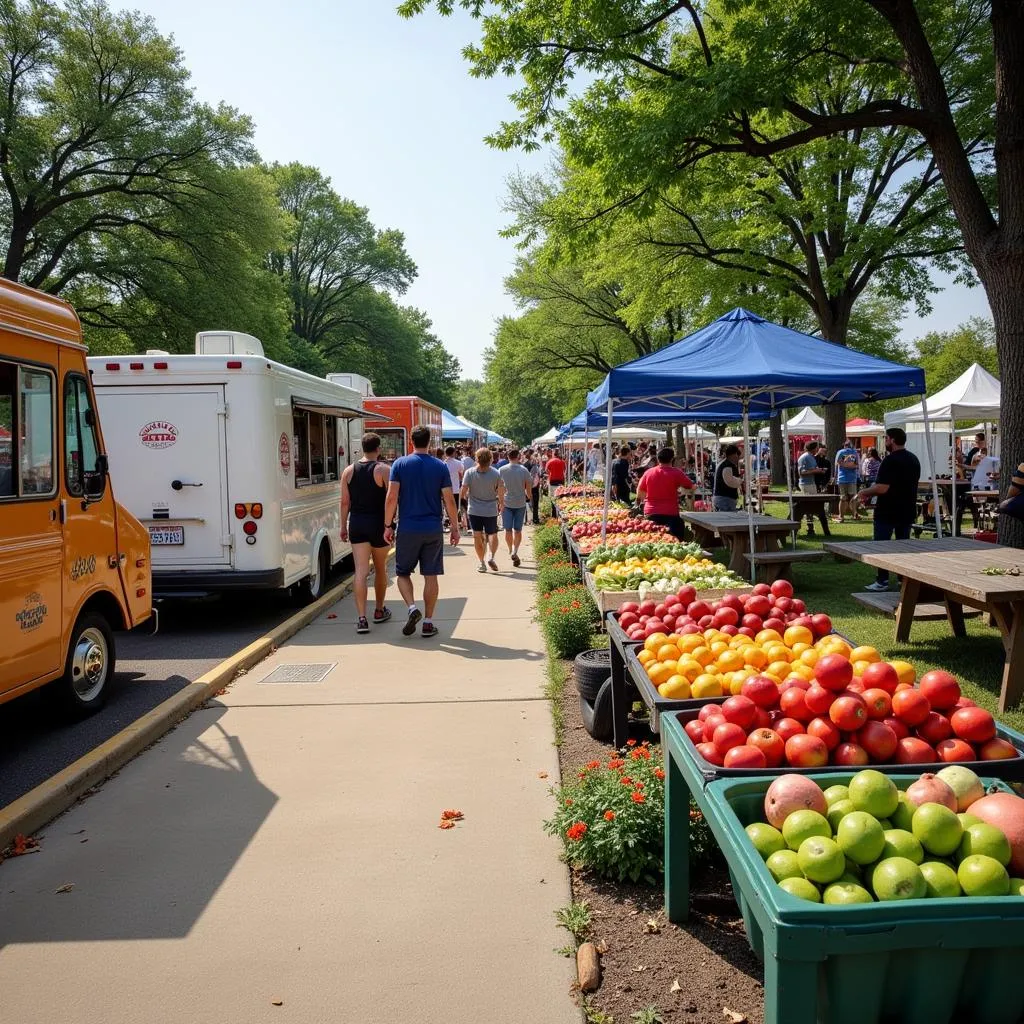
88, 332, 366, 600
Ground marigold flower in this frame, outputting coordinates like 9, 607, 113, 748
620, 776, 634, 785
626, 739, 637, 747
566, 822, 588, 841
631, 791, 646, 804
586, 760, 601, 770
603, 810, 615, 821
607, 758, 626, 770
634, 781, 644, 790
560, 606, 569, 613
654, 768, 665, 780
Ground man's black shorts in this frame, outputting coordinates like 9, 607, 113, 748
468, 514, 498, 536
395, 529, 445, 576
349, 514, 387, 548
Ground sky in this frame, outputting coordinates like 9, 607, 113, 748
113, 0, 992, 379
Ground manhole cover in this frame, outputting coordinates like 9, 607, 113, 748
258, 663, 335, 684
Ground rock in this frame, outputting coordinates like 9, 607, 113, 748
577, 942, 601, 993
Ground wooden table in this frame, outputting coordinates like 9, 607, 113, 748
680, 511, 799, 574
824, 537, 1024, 711
760, 492, 838, 534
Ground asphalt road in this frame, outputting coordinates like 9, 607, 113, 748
0, 564, 351, 810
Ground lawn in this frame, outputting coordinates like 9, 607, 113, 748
744, 498, 1024, 732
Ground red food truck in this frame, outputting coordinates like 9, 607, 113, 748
363, 396, 443, 461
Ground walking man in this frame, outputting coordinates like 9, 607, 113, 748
546, 448, 566, 492
444, 445, 465, 527
463, 447, 504, 572
499, 448, 533, 566
797, 441, 825, 535
835, 438, 862, 523
857, 427, 921, 592
340, 432, 391, 635
523, 448, 542, 524
384, 425, 460, 638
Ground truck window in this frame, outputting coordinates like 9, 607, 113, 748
376, 428, 406, 463
0, 361, 13, 497
19, 366, 55, 496
64, 374, 102, 498
293, 411, 309, 483
325, 416, 337, 479
308, 411, 325, 481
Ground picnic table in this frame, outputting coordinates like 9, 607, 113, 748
679, 510, 799, 574
759, 491, 838, 534
824, 537, 1024, 712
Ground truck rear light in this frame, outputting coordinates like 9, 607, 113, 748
234, 503, 248, 519
242, 520, 257, 536
250, 502, 263, 519
130, 362, 144, 370
153, 361, 168, 370
105, 362, 120, 371
226, 360, 242, 369
135, 558, 146, 567
136, 588, 146, 598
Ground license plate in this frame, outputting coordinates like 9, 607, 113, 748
149, 525, 184, 545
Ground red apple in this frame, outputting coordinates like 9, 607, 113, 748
935, 738, 976, 762
688, 600, 711, 620
810, 613, 833, 638
638, 601, 656, 616
719, 594, 744, 612
620, 602, 639, 614
846, 680, 866, 694
698, 615, 714, 629
779, 686, 814, 723
770, 579, 794, 599
858, 720, 898, 762
814, 654, 854, 692
791, 599, 806, 614
702, 712, 727, 742
918, 670, 961, 710
779, 676, 810, 692
791, 614, 813, 630
680, 624, 701, 635
698, 703, 722, 721
713, 722, 748, 754
807, 716, 841, 751
741, 614, 763, 632
950, 706, 996, 743
746, 728, 785, 767
883, 716, 911, 741
861, 661, 899, 695
684, 719, 705, 744
724, 744, 768, 769
916, 711, 954, 746
763, 617, 787, 634
830, 693, 868, 732
752, 706, 772, 730
746, 596, 772, 619
861, 688, 892, 720
721, 695, 758, 731
720, 624, 739, 636
834, 742, 870, 766
742, 675, 781, 709
676, 585, 697, 606
892, 688, 931, 727
979, 737, 1018, 761
713, 606, 739, 628
695, 741, 724, 766
804, 683, 834, 717
752, 583, 772, 597
737, 626, 757, 639
895, 736, 938, 764
773, 596, 794, 614
952, 696, 977, 710
785, 733, 829, 768
774, 717, 806, 742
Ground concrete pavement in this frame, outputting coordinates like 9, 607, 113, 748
0, 538, 578, 1024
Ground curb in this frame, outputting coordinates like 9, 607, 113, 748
0, 567, 366, 851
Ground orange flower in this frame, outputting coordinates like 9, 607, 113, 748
607, 758, 626, 770
586, 760, 601, 770
566, 822, 588, 841
620, 776, 634, 785
634, 781, 644, 790
654, 768, 665, 780
603, 810, 615, 821
441, 809, 464, 821
631, 791, 646, 804
626, 739, 637, 747
565, 798, 573, 806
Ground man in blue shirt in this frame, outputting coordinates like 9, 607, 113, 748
384, 425, 460, 638
835, 438, 862, 523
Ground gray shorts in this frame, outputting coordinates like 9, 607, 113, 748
798, 481, 818, 495
838, 482, 858, 497
712, 496, 738, 512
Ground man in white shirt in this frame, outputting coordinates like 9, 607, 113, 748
445, 446, 467, 527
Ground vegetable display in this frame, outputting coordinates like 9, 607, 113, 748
592, 556, 745, 593
586, 542, 703, 570
572, 517, 668, 539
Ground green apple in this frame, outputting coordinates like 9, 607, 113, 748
823, 881, 874, 905
746, 822, 786, 860
783, 809, 831, 851
912, 803, 963, 857
848, 769, 899, 819
778, 876, 821, 902
797, 836, 846, 884
890, 792, 916, 833
824, 784, 850, 807
958, 812, 981, 830
920, 861, 961, 898
871, 857, 927, 901
880, 828, 924, 865
765, 849, 803, 882
958, 854, 1010, 897
1008, 877, 1024, 896
827, 799, 857, 832
836, 811, 886, 865
957, 823, 1012, 867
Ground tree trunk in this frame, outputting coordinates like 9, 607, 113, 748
673, 424, 686, 466
3, 219, 28, 281
769, 416, 786, 486
823, 405, 847, 472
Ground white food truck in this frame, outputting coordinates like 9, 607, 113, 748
87, 331, 366, 599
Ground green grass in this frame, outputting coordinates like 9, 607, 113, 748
544, 655, 568, 746
750, 498, 1024, 732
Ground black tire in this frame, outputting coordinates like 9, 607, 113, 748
579, 677, 613, 741
574, 647, 611, 700
54, 612, 115, 717
298, 542, 331, 604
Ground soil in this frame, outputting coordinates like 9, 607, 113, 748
557, 667, 766, 1024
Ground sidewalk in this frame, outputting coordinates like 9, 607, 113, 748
0, 535, 577, 1024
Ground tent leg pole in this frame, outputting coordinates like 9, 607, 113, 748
742, 405, 757, 584
920, 396, 943, 537
782, 410, 796, 550
601, 400, 614, 546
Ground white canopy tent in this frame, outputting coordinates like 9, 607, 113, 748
532, 426, 560, 446
757, 406, 823, 438
846, 420, 884, 437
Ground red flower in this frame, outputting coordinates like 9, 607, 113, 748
634, 781, 644, 790
654, 768, 666, 780
626, 739, 637, 747
565, 798, 573, 806
566, 822, 588, 841
607, 758, 626, 770
631, 791, 646, 804
620, 776, 634, 785
586, 760, 601, 770
603, 810, 615, 821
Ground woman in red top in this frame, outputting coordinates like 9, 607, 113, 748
636, 447, 694, 539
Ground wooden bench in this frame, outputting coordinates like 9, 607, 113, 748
853, 589, 981, 622
743, 549, 825, 583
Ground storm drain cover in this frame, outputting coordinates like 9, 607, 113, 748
257, 663, 335, 684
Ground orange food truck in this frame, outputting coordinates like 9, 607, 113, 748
0, 279, 153, 716
363, 396, 443, 461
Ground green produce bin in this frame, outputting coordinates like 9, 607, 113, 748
692, 770, 1024, 1024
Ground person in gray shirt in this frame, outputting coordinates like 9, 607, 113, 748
499, 448, 533, 567
462, 447, 505, 572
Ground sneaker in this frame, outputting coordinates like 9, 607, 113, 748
865, 580, 890, 592
477, 562, 487, 573
373, 606, 392, 624
488, 558, 499, 572
511, 552, 521, 567
356, 617, 370, 634
402, 607, 423, 636
421, 622, 439, 639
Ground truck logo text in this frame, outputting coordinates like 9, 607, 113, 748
279, 432, 291, 473
140, 421, 178, 449
17, 592, 47, 632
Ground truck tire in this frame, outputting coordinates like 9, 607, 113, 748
574, 648, 611, 701
579, 677, 612, 741
300, 541, 331, 604
55, 613, 115, 717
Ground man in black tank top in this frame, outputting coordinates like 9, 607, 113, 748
341, 433, 392, 634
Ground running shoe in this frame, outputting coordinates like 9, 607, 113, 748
511, 553, 521, 567
865, 580, 891, 592
373, 606, 392, 624
477, 562, 487, 573
488, 558, 499, 572
421, 622, 439, 638
356, 617, 370, 634
403, 607, 423, 636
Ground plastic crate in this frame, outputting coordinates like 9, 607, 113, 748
663, 706, 1024, 785
700, 771, 1024, 1024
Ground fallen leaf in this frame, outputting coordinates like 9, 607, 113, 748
326, 613, 337, 620
438, 820, 456, 830
54, 883, 74, 894
537, 771, 548, 779
440, 809, 464, 821
271, 999, 283, 1006
670, 979, 682, 994
722, 1009, 747, 1023
595, 939, 609, 954
644, 917, 660, 934
10, 834, 39, 856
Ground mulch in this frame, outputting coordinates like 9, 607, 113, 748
556, 667, 766, 1024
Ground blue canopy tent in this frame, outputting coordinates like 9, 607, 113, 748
586, 308, 934, 569
486, 430, 506, 445
441, 409, 475, 441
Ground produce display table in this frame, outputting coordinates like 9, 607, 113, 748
679, 511, 799, 573
759, 491, 837, 534
824, 537, 1024, 712
606, 612, 637, 748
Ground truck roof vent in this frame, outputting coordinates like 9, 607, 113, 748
145, 349, 170, 356
327, 372, 375, 397
195, 331, 265, 357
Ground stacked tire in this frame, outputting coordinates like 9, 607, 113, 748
575, 648, 612, 741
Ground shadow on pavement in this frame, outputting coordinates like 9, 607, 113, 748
0, 707, 277, 947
